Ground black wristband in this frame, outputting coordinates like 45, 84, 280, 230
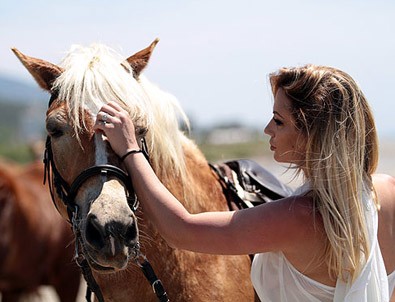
120, 149, 143, 162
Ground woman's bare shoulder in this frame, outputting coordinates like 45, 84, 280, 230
373, 173, 395, 207
373, 174, 395, 274
373, 173, 395, 185
264, 196, 327, 269
243, 195, 324, 252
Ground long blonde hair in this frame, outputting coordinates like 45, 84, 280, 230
270, 65, 379, 281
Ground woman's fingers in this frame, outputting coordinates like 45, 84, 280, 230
106, 101, 125, 112
97, 112, 111, 124
97, 103, 118, 118
95, 102, 123, 127
93, 101, 139, 156
94, 103, 116, 131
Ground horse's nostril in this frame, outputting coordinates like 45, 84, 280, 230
86, 215, 105, 249
124, 222, 137, 243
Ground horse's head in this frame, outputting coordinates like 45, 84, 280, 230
11, 40, 163, 273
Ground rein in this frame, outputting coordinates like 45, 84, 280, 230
43, 93, 169, 302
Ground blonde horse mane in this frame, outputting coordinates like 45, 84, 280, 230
52, 43, 190, 180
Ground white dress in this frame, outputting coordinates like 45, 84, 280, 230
251, 187, 394, 301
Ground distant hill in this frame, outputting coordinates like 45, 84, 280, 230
0, 74, 48, 104
0, 74, 47, 144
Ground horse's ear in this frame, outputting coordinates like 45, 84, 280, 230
11, 48, 63, 92
126, 38, 159, 78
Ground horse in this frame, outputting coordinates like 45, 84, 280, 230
0, 159, 81, 301
12, 40, 257, 301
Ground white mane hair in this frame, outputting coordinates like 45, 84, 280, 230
52, 43, 190, 179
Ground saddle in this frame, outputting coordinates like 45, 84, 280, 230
211, 159, 293, 210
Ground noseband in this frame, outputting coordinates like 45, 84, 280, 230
43, 92, 169, 302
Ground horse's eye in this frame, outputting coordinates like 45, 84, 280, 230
46, 121, 64, 138
48, 128, 64, 138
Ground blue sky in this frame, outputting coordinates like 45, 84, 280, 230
1, 0, 394, 139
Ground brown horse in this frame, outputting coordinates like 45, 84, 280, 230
0, 159, 81, 301
12, 40, 256, 301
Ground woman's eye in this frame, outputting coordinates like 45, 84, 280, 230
273, 118, 283, 126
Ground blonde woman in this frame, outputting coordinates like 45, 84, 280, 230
95, 65, 395, 301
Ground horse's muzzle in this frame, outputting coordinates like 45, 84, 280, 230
84, 213, 139, 272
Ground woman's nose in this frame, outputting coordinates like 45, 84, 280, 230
264, 120, 272, 136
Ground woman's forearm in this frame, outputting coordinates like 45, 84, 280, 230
122, 152, 193, 248
122, 152, 244, 254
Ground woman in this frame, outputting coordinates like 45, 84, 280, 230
94, 65, 395, 301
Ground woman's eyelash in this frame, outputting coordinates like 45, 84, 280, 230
273, 118, 283, 125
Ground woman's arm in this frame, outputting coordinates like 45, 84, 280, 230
123, 152, 316, 254
94, 102, 318, 255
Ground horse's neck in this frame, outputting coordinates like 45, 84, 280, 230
153, 141, 229, 213
91, 142, 240, 301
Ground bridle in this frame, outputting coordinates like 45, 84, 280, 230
43, 92, 169, 302
43, 135, 139, 223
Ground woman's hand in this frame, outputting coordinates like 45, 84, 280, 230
93, 102, 140, 157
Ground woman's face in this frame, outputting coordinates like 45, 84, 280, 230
264, 88, 306, 164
